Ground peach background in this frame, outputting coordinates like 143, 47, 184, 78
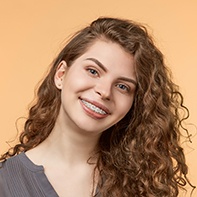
0, 1, 196, 196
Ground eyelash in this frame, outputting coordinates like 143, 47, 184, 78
87, 68, 99, 76
86, 67, 131, 93
116, 84, 130, 92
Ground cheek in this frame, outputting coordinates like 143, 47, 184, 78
68, 70, 93, 87
118, 97, 134, 116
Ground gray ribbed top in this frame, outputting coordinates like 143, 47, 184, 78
0, 152, 59, 197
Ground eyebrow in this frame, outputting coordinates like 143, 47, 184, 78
85, 57, 137, 86
118, 77, 137, 86
86, 58, 107, 72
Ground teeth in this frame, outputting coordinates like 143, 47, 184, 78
81, 100, 107, 115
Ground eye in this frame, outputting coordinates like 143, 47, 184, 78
87, 68, 99, 77
116, 83, 130, 92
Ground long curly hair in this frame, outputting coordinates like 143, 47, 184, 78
1, 17, 194, 196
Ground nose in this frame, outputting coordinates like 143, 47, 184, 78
94, 80, 112, 100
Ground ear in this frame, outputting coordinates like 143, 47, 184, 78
54, 60, 67, 89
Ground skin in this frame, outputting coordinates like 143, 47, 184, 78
26, 39, 136, 197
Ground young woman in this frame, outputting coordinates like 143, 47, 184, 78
0, 17, 194, 197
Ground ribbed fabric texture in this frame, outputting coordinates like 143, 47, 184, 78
0, 153, 59, 197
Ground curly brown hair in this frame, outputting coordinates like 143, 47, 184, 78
1, 17, 195, 196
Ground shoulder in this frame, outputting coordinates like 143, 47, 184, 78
0, 153, 60, 197
0, 152, 44, 178
0, 157, 14, 196
0, 154, 24, 185
0, 153, 26, 176
0, 153, 44, 196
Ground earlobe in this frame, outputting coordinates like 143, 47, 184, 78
54, 60, 67, 89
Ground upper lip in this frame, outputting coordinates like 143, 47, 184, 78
80, 97, 111, 114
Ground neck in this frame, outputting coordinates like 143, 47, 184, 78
46, 123, 100, 164
27, 115, 101, 167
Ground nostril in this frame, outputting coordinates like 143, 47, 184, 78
95, 90, 111, 101
94, 82, 112, 100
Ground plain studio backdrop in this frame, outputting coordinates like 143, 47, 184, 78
0, 1, 196, 196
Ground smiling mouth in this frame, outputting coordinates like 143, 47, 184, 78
81, 99, 107, 115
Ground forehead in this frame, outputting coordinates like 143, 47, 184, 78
75, 39, 136, 80
80, 39, 134, 63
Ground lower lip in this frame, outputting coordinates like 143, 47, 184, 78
79, 99, 108, 120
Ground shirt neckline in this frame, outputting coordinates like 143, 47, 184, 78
18, 152, 59, 197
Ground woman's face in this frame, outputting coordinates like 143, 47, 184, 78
54, 40, 137, 135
